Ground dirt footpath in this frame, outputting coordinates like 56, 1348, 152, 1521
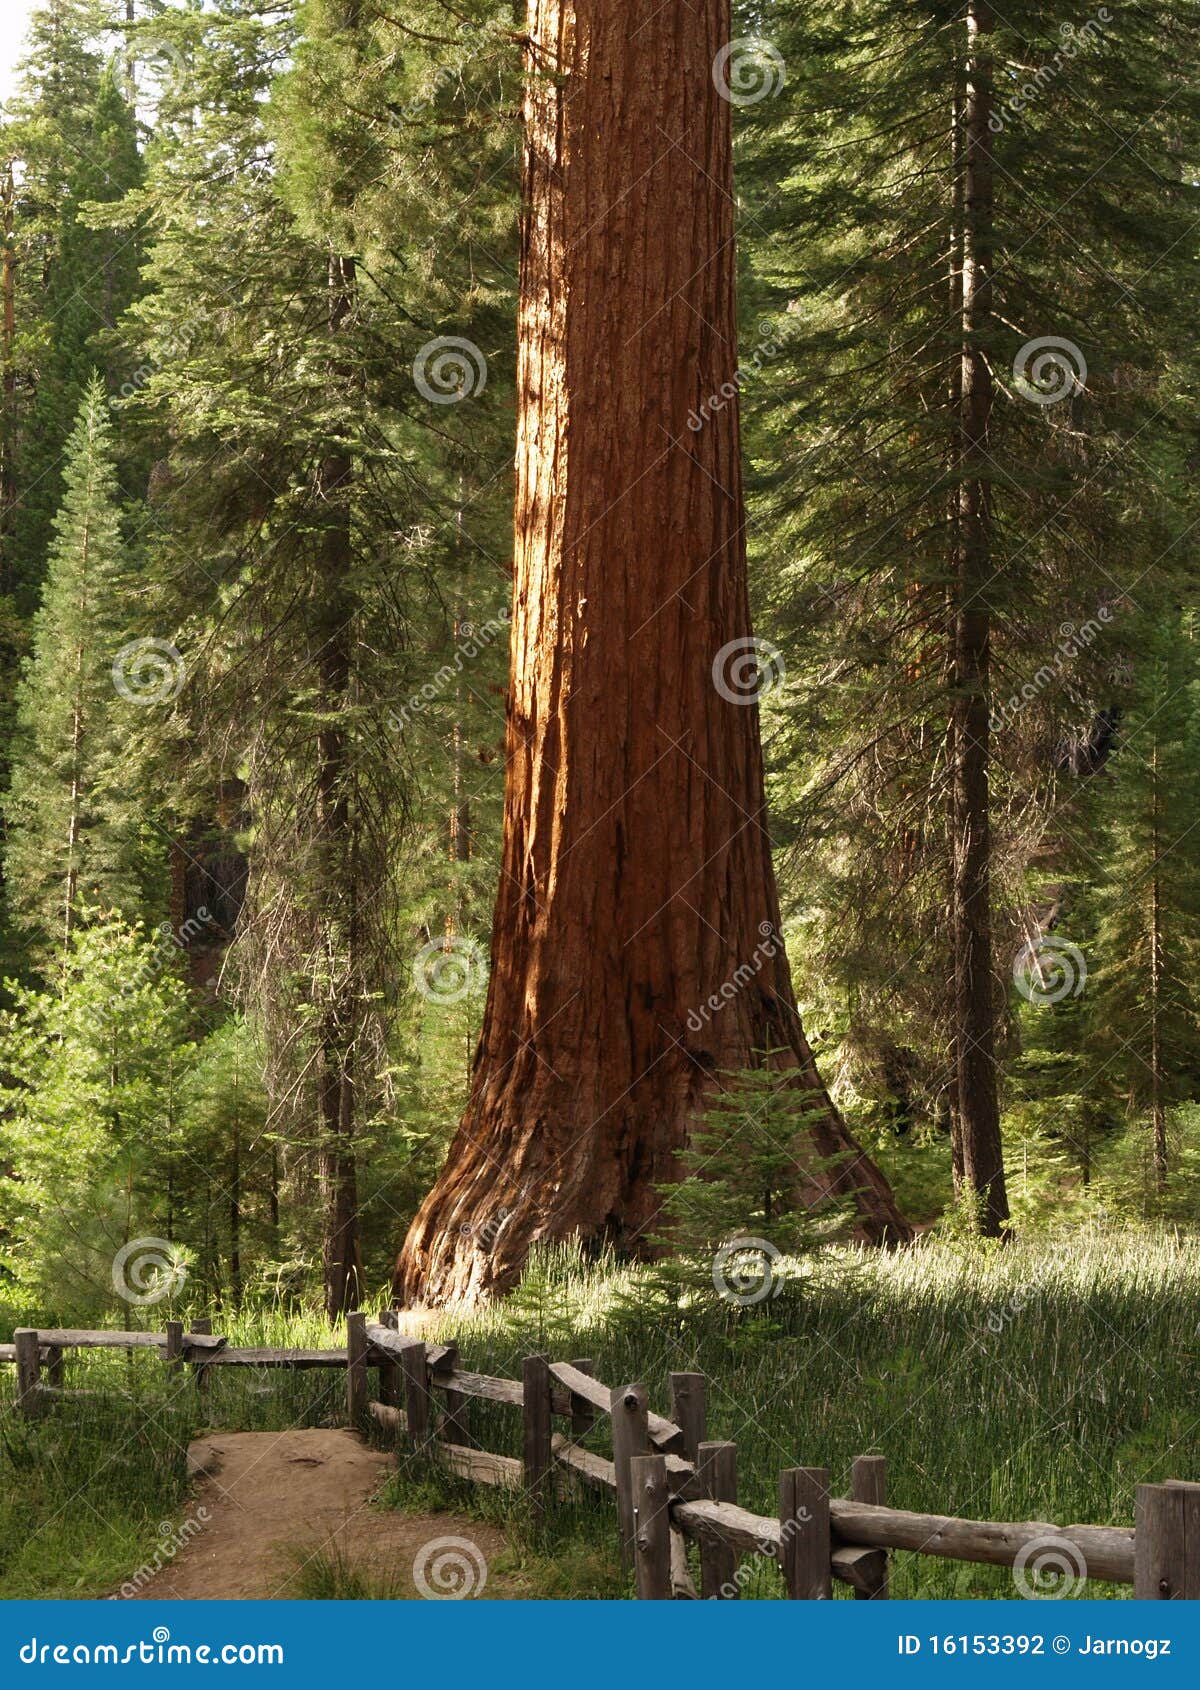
122, 1429, 514, 1600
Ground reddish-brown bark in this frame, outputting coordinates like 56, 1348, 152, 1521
395, 0, 910, 1304
951, 3, 1009, 1234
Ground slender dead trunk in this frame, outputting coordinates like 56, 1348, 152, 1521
1149, 737, 1166, 1189
229, 1126, 242, 1310
396, 0, 909, 1305
124, 0, 138, 108
317, 252, 363, 1318
1, 159, 15, 576
951, 1, 1009, 1235
946, 71, 966, 1198
63, 565, 91, 965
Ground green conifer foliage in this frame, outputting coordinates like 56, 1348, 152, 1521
1086, 611, 1200, 1188
5, 373, 151, 962
3, 5, 144, 609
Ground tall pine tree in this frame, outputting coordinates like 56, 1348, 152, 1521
5, 372, 148, 963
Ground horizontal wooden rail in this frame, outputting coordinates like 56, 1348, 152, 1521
2, 1328, 227, 1357
428, 1366, 523, 1406
364, 1324, 453, 1372
8, 1317, 1171, 1599
829, 1499, 1135, 1585
672, 1497, 780, 1556
552, 1432, 616, 1490
550, 1361, 684, 1451
668, 1496, 1135, 1586
369, 1399, 404, 1433
201, 1346, 344, 1369
442, 1442, 522, 1487
10, 1328, 167, 1350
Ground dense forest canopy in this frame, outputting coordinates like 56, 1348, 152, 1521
0, 0, 1197, 1322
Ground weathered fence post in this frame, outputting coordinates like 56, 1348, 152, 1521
522, 1354, 553, 1509
669, 1372, 706, 1464
631, 1453, 672, 1599
189, 1317, 213, 1396
164, 1320, 184, 1375
400, 1340, 430, 1450
697, 1439, 739, 1598
1135, 1480, 1200, 1598
346, 1311, 368, 1427
849, 1454, 890, 1599
43, 1345, 64, 1390
439, 1343, 471, 1445
376, 1309, 401, 1410
14, 1329, 41, 1419
779, 1466, 832, 1599
568, 1358, 596, 1440
611, 1383, 650, 1566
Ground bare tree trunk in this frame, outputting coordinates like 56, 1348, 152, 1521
318, 253, 363, 1318
124, 1, 138, 108
946, 72, 966, 1202
1, 159, 15, 581
951, 1, 1009, 1235
63, 690, 84, 963
229, 1126, 242, 1311
1149, 738, 1167, 1190
395, 0, 910, 1305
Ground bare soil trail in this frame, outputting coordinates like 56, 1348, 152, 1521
123, 1429, 514, 1600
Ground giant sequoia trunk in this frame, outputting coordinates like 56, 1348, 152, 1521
950, 3, 1009, 1234
395, 0, 910, 1304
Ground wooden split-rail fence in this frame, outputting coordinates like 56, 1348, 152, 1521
5, 1314, 1199, 1601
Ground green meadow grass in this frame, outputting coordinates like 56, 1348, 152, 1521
2, 1227, 1197, 1598
411, 1227, 1200, 1599
0, 1306, 347, 1598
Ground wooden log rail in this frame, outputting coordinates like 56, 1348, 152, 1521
2, 1324, 347, 1410
346, 1332, 1181, 1601
1, 1328, 225, 1354
8, 1317, 1192, 1599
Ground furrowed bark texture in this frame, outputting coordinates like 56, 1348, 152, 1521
951, 2, 1009, 1234
395, 0, 909, 1305
318, 252, 364, 1318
